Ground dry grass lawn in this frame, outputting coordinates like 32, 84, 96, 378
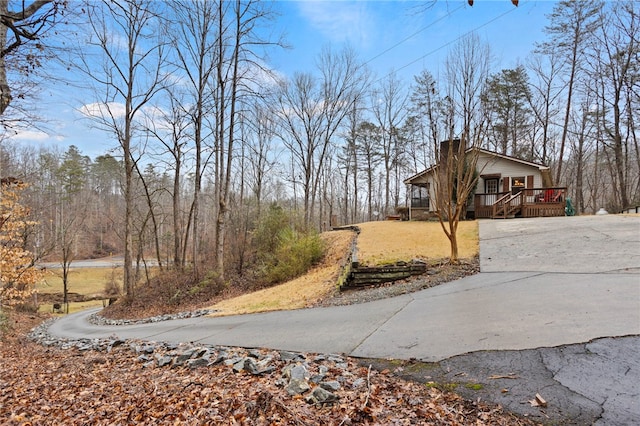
209, 220, 479, 316
37, 267, 117, 296
36, 267, 121, 314
357, 220, 478, 265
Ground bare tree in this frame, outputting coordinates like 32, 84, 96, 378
356, 121, 382, 222
538, 0, 601, 184
145, 91, 190, 270
211, 0, 279, 278
244, 101, 278, 217
588, 1, 638, 210
276, 46, 367, 227
525, 51, 563, 165
433, 34, 490, 263
168, 0, 221, 279
0, 0, 59, 116
371, 71, 408, 216
80, 0, 168, 301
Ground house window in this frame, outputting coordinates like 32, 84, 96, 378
511, 176, 525, 194
411, 184, 429, 208
485, 179, 498, 194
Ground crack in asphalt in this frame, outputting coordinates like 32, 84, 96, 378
349, 295, 414, 355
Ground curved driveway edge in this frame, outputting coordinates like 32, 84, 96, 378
49, 215, 640, 362
47, 215, 640, 424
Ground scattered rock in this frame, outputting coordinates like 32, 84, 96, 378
306, 387, 339, 404
187, 357, 209, 369
155, 354, 173, 367
27, 314, 355, 407
286, 378, 311, 395
88, 309, 216, 326
320, 380, 341, 392
280, 350, 305, 362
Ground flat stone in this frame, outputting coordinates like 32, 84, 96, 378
306, 387, 339, 404
283, 364, 308, 380
280, 351, 305, 362
187, 357, 209, 369
320, 381, 341, 392
286, 378, 310, 395
155, 355, 173, 367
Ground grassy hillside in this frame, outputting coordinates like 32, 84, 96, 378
208, 220, 479, 316
34, 221, 479, 316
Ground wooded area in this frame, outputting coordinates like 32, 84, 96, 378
0, 0, 638, 300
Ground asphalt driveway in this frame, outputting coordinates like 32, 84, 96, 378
48, 215, 640, 424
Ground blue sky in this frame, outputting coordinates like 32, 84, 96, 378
9, 0, 558, 159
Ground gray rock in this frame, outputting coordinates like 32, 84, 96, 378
243, 357, 260, 374
137, 354, 152, 363
209, 352, 226, 365
280, 351, 305, 362
225, 356, 244, 367
320, 381, 341, 392
107, 339, 125, 352
137, 345, 155, 354
310, 374, 325, 384
233, 358, 249, 373
286, 378, 310, 395
174, 348, 198, 365
248, 349, 262, 359
155, 354, 173, 367
187, 357, 209, 369
283, 364, 308, 380
306, 387, 339, 405
193, 347, 210, 358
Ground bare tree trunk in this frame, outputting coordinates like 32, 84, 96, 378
0, 0, 54, 115
82, 0, 167, 301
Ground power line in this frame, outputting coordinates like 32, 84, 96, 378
372, 4, 521, 84
364, 3, 466, 66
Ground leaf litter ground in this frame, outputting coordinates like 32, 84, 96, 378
2, 221, 537, 424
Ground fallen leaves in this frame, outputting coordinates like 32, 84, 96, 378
1, 313, 537, 425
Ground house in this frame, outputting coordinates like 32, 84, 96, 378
403, 145, 567, 220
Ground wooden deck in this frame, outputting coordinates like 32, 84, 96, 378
474, 187, 567, 219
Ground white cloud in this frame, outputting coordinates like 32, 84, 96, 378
79, 102, 126, 120
10, 129, 49, 141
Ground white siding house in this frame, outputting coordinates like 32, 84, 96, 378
403, 147, 565, 220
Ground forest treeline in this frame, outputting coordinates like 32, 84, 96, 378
0, 1, 638, 300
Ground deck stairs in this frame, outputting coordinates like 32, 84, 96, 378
492, 191, 524, 219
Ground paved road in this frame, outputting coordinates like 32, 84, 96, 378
48, 215, 640, 424
41, 256, 158, 269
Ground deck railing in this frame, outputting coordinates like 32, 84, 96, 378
475, 187, 567, 219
